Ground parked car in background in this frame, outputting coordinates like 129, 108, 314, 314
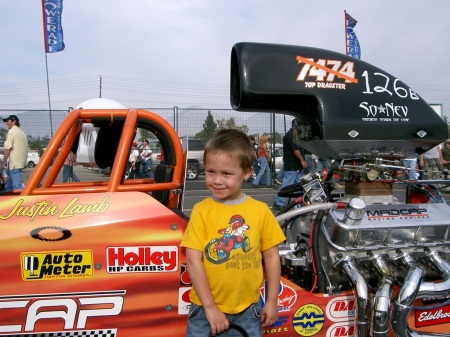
144, 138, 205, 180
26, 151, 40, 167
181, 138, 206, 180
274, 143, 283, 173
0, 150, 40, 168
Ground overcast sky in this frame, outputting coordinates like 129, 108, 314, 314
1, 0, 449, 118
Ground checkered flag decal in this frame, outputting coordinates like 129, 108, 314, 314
0, 330, 116, 337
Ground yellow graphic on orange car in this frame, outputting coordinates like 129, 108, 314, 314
21, 250, 94, 281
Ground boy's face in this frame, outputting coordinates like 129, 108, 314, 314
204, 151, 252, 201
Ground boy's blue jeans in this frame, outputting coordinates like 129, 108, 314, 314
186, 301, 262, 337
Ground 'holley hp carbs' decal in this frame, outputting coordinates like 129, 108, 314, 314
21, 250, 94, 281
106, 246, 178, 273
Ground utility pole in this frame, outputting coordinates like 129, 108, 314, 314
99, 75, 102, 98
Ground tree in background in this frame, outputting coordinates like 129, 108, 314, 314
216, 116, 249, 134
138, 128, 157, 143
272, 132, 283, 144
28, 135, 50, 156
195, 112, 251, 142
195, 111, 217, 142
0, 127, 7, 147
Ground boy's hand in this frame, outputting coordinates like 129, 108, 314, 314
260, 300, 278, 327
205, 305, 229, 336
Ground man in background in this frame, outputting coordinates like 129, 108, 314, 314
272, 119, 308, 211
140, 139, 154, 178
419, 144, 445, 180
1, 115, 28, 192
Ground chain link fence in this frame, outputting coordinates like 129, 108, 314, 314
0, 107, 295, 184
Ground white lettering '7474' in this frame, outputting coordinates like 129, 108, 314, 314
296, 57, 357, 83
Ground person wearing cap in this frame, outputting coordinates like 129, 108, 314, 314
1, 115, 28, 192
140, 139, 154, 178
127, 141, 141, 179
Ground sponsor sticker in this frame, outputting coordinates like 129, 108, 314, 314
180, 263, 191, 285
0, 290, 123, 333
276, 283, 297, 312
260, 280, 297, 312
293, 304, 325, 336
326, 322, 356, 337
325, 296, 356, 322
178, 287, 191, 315
415, 306, 450, 328
295, 56, 357, 87
21, 250, 93, 281
107, 246, 178, 273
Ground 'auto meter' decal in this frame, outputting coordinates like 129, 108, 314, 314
21, 250, 94, 280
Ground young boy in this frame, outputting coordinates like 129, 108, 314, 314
181, 129, 286, 337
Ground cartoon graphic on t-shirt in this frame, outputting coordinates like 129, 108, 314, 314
205, 214, 251, 264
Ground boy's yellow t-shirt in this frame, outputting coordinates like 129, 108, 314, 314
180, 195, 286, 314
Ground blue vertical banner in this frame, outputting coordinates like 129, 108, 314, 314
345, 11, 360, 59
42, 0, 65, 53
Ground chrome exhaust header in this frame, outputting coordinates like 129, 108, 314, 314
338, 256, 371, 337
372, 255, 394, 337
392, 252, 450, 337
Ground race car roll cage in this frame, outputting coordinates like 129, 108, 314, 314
22, 108, 186, 209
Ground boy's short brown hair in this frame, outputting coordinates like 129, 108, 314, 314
204, 129, 254, 170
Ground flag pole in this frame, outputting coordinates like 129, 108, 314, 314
344, 10, 348, 56
42, 0, 53, 138
42, 0, 65, 138
44, 53, 54, 137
